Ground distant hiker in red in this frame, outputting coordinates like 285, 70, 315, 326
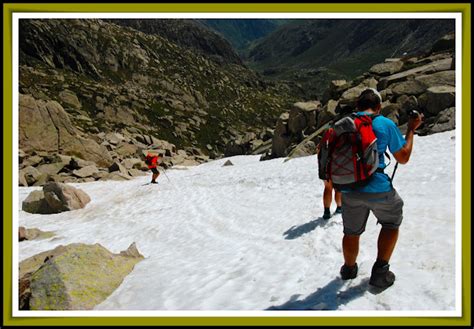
145, 152, 160, 184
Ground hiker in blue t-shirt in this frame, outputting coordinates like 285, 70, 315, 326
339, 88, 423, 289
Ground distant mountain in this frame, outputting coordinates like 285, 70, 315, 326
247, 19, 455, 98
107, 19, 243, 65
200, 19, 290, 54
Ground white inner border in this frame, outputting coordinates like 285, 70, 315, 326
11, 12, 463, 319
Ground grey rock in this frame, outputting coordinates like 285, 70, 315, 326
59, 90, 82, 110
391, 79, 427, 96
291, 140, 316, 158
418, 85, 455, 116
19, 94, 113, 167
369, 60, 404, 76
22, 155, 43, 168
19, 171, 28, 187
21, 166, 42, 186
72, 165, 99, 178
42, 182, 91, 213
36, 162, 66, 176
271, 134, 291, 158
19, 242, 143, 310
108, 161, 129, 175
415, 70, 455, 87
377, 58, 452, 90
122, 158, 142, 169
22, 190, 49, 214
381, 103, 401, 125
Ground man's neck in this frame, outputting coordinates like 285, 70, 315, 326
361, 108, 377, 115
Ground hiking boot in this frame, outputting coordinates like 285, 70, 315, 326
335, 206, 342, 214
323, 208, 331, 220
340, 263, 358, 280
150, 181, 158, 184
369, 261, 395, 288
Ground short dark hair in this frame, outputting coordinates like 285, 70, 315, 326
356, 88, 381, 111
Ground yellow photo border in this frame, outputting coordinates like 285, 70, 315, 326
3, 3, 471, 326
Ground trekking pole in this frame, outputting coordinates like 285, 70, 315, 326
162, 168, 171, 183
391, 162, 399, 183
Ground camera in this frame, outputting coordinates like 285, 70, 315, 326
407, 109, 421, 118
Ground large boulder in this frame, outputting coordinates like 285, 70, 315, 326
418, 85, 455, 116
391, 79, 428, 96
43, 182, 91, 213
108, 161, 129, 176
21, 166, 42, 186
19, 94, 113, 167
36, 162, 66, 176
288, 104, 308, 135
415, 70, 455, 88
72, 165, 99, 178
22, 182, 91, 214
381, 103, 401, 125
321, 79, 347, 104
398, 95, 418, 125
271, 134, 291, 158
290, 140, 316, 158
19, 242, 144, 310
369, 60, 404, 76
22, 190, 50, 214
340, 78, 378, 102
19, 171, 28, 187
377, 58, 452, 90
430, 107, 456, 133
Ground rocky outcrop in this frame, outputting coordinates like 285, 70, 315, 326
22, 182, 91, 214
19, 94, 113, 168
263, 33, 456, 160
19, 242, 144, 310
107, 19, 243, 65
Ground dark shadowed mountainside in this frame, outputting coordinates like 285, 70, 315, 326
247, 19, 455, 98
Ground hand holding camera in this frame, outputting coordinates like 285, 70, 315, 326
407, 109, 424, 132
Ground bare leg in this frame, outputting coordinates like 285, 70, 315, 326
376, 228, 399, 262
151, 172, 160, 182
323, 180, 333, 208
335, 190, 342, 207
342, 234, 360, 267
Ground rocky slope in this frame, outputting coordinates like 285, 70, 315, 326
247, 19, 455, 98
106, 19, 243, 65
19, 19, 299, 185
263, 33, 455, 160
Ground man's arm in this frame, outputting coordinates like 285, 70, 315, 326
393, 114, 423, 164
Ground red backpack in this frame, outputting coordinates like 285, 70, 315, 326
318, 114, 380, 189
145, 154, 158, 167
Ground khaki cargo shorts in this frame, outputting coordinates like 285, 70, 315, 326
341, 189, 404, 235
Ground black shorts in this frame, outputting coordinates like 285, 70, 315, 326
341, 189, 404, 235
150, 167, 159, 174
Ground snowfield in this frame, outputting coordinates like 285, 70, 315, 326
17, 130, 457, 312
